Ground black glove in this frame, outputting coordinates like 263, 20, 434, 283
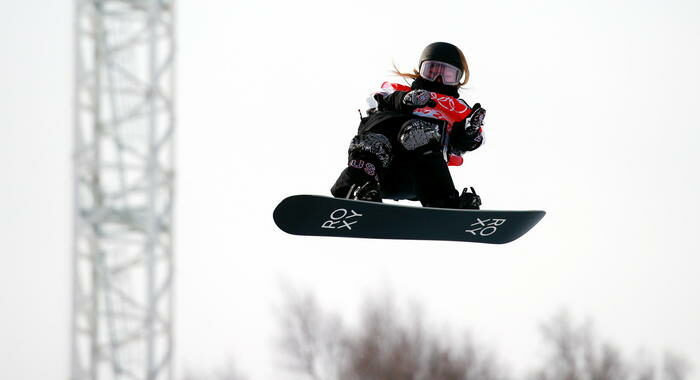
374, 90, 436, 113
466, 103, 485, 135
449, 103, 485, 153
402, 89, 436, 109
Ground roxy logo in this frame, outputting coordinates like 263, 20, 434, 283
321, 208, 363, 230
465, 217, 507, 236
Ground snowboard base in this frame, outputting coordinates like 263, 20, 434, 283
274, 195, 545, 244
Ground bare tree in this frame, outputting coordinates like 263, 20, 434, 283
277, 288, 345, 380
662, 351, 691, 380
530, 311, 690, 380
277, 290, 507, 380
277, 290, 692, 380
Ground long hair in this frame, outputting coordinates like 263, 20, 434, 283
391, 49, 470, 87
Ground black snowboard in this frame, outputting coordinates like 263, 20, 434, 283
273, 195, 545, 244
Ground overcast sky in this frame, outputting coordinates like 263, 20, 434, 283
1, 0, 699, 379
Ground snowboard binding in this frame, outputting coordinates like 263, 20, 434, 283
458, 187, 481, 210
346, 181, 382, 203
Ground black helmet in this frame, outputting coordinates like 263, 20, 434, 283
419, 42, 465, 72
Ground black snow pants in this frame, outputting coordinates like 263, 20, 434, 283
330, 111, 460, 208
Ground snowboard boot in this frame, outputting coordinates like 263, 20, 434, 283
346, 180, 382, 203
458, 187, 481, 210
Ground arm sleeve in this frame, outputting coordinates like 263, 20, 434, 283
374, 91, 409, 112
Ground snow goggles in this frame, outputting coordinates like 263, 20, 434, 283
419, 60, 463, 85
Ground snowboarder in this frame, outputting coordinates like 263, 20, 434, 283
330, 42, 486, 209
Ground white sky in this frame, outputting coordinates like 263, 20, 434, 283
1, 0, 699, 379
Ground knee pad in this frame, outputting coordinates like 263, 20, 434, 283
398, 119, 443, 152
348, 132, 392, 168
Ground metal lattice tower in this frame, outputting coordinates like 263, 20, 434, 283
72, 0, 175, 379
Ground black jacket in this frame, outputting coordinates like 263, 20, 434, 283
358, 81, 483, 154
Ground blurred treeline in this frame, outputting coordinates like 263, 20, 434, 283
185, 290, 691, 380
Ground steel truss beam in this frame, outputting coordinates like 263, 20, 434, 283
72, 1, 175, 379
